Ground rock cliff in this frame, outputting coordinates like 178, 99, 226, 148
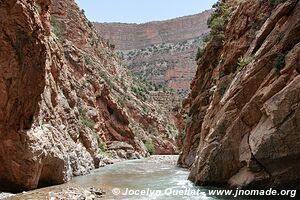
94, 12, 212, 50
0, 0, 178, 192
179, 0, 300, 189
95, 12, 212, 97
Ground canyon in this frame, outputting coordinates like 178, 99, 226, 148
94, 11, 211, 97
0, 0, 300, 197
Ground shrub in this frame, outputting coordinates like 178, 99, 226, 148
184, 114, 192, 126
97, 138, 106, 152
93, 133, 106, 152
203, 33, 213, 43
143, 106, 150, 114
110, 44, 115, 50
207, 1, 231, 43
145, 140, 155, 155
88, 21, 93, 28
219, 71, 226, 79
210, 16, 226, 33
195, 47, 205, 61
50, 16, 65, 43
237, 56, 252, 71
274, 53, 286, 73
117, 96, 126, 107
269, 0, 285, 8
98, 70, 114, 88
175, 130, 185, 140
151, 127, 159, 136
131, 86, 148, 101
84, 55, 91, 65
79, 109, 95, 130
219, 85, 227, 96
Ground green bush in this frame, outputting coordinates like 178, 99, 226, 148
210, 17, 226, 33
274, 53, 286, 73
195, 47, 205, 61
269, 0, 285, 8
93, 132, 106, 152
143, 106, 150, 114
219, 85, 227, 96
151, 127, 159, 136
193, 1, 231, 68
50, 16, 65, 43
145, 140, 155, 155
184, 114, 193, 126
84, 55, 91, 65
131, 86, 148, 101
79, 109, 95, 130
219, 71, 226, 79
180, 131, 186, 140
97, 138, 106, 152
175, 131, 186, 140
117, 96, 126, 107
207, 1, 231, 42
98, 70, 114, 88
203, 33, 213, 43
237, 56, 252, 71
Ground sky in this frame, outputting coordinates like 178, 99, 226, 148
75, 0, 217, 24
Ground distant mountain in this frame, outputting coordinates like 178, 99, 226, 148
94, 11, 212, 97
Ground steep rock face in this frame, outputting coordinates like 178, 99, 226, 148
179, 0, 300, 189
0, 0, 49, 191
95, 12, 212, 96
119, 38, 204, 97
94, 12, 212, 50
0, 0, 178, 192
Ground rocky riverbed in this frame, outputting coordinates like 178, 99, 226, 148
0, 193, 14, 199
1, 187, 104, 200
148, 155, 179, 166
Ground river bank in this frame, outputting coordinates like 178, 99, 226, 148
1, 155, 180, 200
0, 193, 14, 200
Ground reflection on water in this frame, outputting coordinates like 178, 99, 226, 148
6, 156, 261, 200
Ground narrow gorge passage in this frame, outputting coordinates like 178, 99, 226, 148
1, 0, 300, 199
2, 156, 258, 200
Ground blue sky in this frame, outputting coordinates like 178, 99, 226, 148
75, 0, 217, 23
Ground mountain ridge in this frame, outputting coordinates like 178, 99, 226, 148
94, 10, 212, 50
94, 10, 212, 95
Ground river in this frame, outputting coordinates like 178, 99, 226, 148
4, 156, 264, 200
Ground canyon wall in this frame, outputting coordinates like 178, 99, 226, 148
179, 0, 300, 189
0, 0, 178, 192
94, 11, 212, 50
95, 12, 212, 97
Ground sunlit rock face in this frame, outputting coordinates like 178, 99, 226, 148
179, 0, 300, 190
0, 0, 178, 192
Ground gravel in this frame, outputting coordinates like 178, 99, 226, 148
148, 155, 179, 166
0, 192, 15, 199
